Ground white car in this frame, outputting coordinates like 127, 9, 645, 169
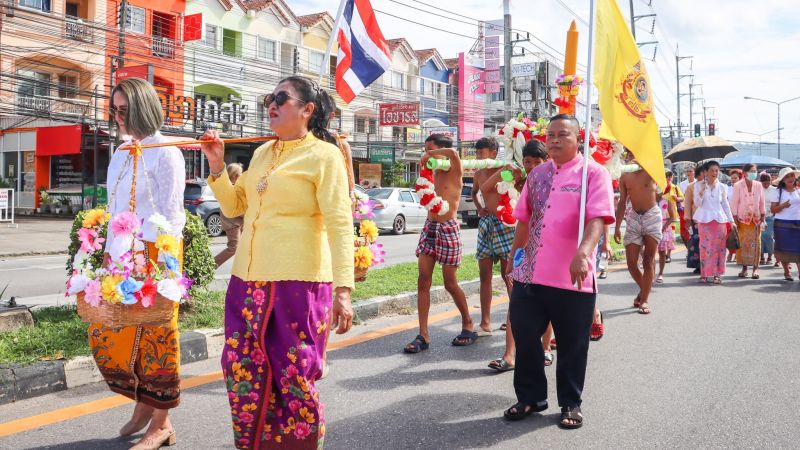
366, 187, 427, 234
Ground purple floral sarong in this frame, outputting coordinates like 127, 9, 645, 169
222, 276, 332, 450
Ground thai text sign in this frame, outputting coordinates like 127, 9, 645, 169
378, 102, 420, 127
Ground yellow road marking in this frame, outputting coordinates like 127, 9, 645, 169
0, 297, 509, 438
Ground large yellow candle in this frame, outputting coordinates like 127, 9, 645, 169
564, 20, 578, 76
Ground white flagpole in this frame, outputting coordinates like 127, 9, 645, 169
319, 0, 348, 85
577, 0, 597, 243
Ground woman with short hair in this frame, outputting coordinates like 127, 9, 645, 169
730, 163, 765, 278
91, 77, 187, 449
769, 168, 800, 281
693, 160, 735, 284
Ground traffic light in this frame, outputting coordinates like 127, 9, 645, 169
694, 124, 701, 137
708, 123, 715, 136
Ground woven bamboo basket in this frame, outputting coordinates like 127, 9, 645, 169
354, 266, 368, 283
77, 291, 174, 328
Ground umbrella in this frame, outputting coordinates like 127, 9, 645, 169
719, 152, 794, 169
665, 136, 739, 163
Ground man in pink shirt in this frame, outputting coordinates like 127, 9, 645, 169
502, 115, 615, 429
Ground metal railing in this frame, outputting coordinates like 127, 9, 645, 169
65, 17, 93, 43
16, 95, 91, 116
152, 36, 175, 59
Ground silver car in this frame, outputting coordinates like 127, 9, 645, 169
366, 187, 427, 234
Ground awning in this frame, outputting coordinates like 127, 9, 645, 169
35, 124, 82, 156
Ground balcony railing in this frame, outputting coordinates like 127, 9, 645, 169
65, 17, 94, 43
152, 36, 175, 59
16, 95, 91, 116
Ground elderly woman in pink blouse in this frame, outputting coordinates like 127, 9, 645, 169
730, 163, 766, 279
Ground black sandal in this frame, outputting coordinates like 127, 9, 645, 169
403, 335, 430, 354
503, 402, 547, 421
558, 406, 583, 429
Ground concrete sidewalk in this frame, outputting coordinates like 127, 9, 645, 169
0, 217, 74, 258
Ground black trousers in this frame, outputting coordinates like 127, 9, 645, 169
510, 282, 596, 408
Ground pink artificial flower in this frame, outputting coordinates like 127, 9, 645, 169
356, 200, 376, 219
83, 280, 103, 307
252, 288, 265, 306
110, 211, 140, 237
238, 412, 254, 424
288, 400, 302, 414
78, 228, 104, 253
294, 422, 312, 440
286, 365, 299, 378
133, 253, 147, 274
369, 243, 385, 266
251, 348, 266, 365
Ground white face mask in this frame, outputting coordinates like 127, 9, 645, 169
747, 172, 758, 181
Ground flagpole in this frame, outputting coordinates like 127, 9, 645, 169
577, 0, 597, 243
319, 0, 348, 85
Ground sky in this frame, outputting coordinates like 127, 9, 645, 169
292, 0, 800, 145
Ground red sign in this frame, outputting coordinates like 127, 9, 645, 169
378, 102, 420, 127
115, 64, 151, 82
184, 13, 203, 41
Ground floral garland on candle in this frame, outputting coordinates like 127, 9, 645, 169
415, 166, 450, 216
66, 207, 191, 307
554, 74, 585, 109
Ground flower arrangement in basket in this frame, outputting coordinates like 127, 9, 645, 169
353, 191, 384, 282
66, 144, 190, 327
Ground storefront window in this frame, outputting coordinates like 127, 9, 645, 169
50, 155, 83, 189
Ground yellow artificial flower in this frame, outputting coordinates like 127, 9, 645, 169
155, 234, 179, 257
100, 275, 124, 304
354, 246, 374, 269
82, 208, 110, 228
359, 220, 379, 242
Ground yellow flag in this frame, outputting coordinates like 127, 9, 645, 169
593, 0, 666, 189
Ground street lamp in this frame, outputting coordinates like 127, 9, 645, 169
743, 95, 800, 160
735, 128, 784, 155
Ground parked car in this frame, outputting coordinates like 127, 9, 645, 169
458, 184, 480, 228
366, 187, 427, 234
184, 180, 223, 237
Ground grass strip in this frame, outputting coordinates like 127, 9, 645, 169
0, 256, 500, 365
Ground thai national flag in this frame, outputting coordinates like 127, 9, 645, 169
335, 0, 392, 104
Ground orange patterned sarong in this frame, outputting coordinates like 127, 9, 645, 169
88, 242, 182, 409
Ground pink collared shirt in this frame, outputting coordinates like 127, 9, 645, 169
730, 179, 765, 224
511, 154, 615, 293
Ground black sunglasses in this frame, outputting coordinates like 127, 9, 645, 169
264, 91, 306, 108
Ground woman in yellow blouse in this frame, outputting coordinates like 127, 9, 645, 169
200, 76, 354, 450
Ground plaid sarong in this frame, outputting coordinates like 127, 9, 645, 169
476, 215, 515, 262
416, 218, 463, 266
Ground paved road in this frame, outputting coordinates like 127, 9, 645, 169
0, 228, 478, 304
2, 258, 798, 449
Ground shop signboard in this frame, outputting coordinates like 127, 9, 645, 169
358, 164, 382, 189
426, 126, 459, 145
369, 145, 395, 165
378, 102, 420, 127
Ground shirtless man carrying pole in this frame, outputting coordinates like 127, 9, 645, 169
404, 134, 473, 353
614, 153, 661, 314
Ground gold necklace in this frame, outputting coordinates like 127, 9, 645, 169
255, 134, 311, 194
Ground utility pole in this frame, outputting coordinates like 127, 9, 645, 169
629, 0, 636, 39
688, 81, 701, 134
503, 0, 512, 121
119, 0, 127, 68
675, 50, 692, 140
